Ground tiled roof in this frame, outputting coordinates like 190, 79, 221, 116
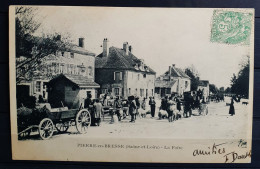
33, 36, 95, 56
95, 47, 156, 74
155, 79, 177, 88
164, 67, 190, 79
198, 80, 209, 87
49, 74, 100, 88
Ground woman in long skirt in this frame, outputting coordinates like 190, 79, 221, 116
229, 98, 235, 116
149, 97, 156, 118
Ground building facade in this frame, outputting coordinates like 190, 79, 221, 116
155, 64, 191, 98
95, 39, 156, 98
16, 37, 99, 103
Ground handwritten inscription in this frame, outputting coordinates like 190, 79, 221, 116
224, 150, 251, 163
193, 142, 251, 163
238, 139, 247, 148
193, 143, 226, 156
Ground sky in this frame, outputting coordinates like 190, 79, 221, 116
33, 6, 252, 88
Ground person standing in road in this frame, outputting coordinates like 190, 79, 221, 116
167, 97, 175, 122
84, 94, 92, 109
160, 96, 168, 111
149, 97, 156, 118
229, 97, 235, 116
114, 96, 122, 121
129, 96, 137, 123
93, 99, 103, 126
140, 98, 147, 118
184, 92, 193, 118
176, 98, 182, 119
135, 97, 140, 120
103, 94, 108, 107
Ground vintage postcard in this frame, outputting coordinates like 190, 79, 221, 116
9, 6, 254, 163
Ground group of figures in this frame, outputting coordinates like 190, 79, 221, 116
84, 94, 158, 125
158, 91, 209, 123
84, 90, 211, 126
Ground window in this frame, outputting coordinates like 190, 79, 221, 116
88, 66, 93, 76
128, 88, 131, 95
143, 74, 146, 78
70, 52, 74, 58
102, 88, 108, 94
152, 89, 154, 96
61, 51, 64, 56
140, 89, 144, 97
70, 64, 74, 74
60, 64, 64, 73
114, 88, 119, 96
185, 81, 189, 89
73, 65, 76, 74
86, 91, 91, 96
36, 81, 41, 92
138, 74, 140, 80
81, 67, 85, 73
114, 72, 122, 82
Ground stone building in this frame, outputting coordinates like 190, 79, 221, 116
95, 38, 156, 98
155, 64, 191, 98
16, 36, 99, 103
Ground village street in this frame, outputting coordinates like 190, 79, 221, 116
23, 97, 250, 141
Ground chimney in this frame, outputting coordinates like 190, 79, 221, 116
56, 35, 61, 41
103, 38, 109, 57
123, 42, 129, 55
79, 38, 85, 48
129, 45, 133, 53
169, 66, 172, 81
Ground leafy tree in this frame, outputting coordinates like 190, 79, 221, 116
209, 84, 218, 94
225, 87, 231, 94
185, 65, 200, 91
230, 56, 250, 98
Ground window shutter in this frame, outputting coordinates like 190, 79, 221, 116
120, 72, 123, 80
114, 72, 116, 80
33, 81, 36, 93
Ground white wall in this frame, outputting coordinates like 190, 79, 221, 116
126, 71, 155, 98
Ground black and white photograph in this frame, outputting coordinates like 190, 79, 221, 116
9, 6, 254, 163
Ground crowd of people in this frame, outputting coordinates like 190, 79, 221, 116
83, 89, 211, 126
83, 93, 161, 125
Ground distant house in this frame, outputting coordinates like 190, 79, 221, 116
48, 74, 100, 108
155, 64, 190, 97
95, 38, 156, 98
16, 36, 98, 104
198, 80, 210, 100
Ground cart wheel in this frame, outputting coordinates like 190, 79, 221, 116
55, 122, 69, 133
38, 118, 54, 140
75, 109, 91, 134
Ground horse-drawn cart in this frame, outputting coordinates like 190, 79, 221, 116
17, 103, 91, 140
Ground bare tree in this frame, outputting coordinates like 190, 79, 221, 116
15, 6, 71, 84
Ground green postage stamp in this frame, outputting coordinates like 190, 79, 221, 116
210, 10, 253, 45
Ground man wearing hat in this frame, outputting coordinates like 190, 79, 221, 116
128, 95, 137, 122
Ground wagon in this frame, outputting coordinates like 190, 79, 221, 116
183, 92, 209, 117
17, 103, 91, 140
